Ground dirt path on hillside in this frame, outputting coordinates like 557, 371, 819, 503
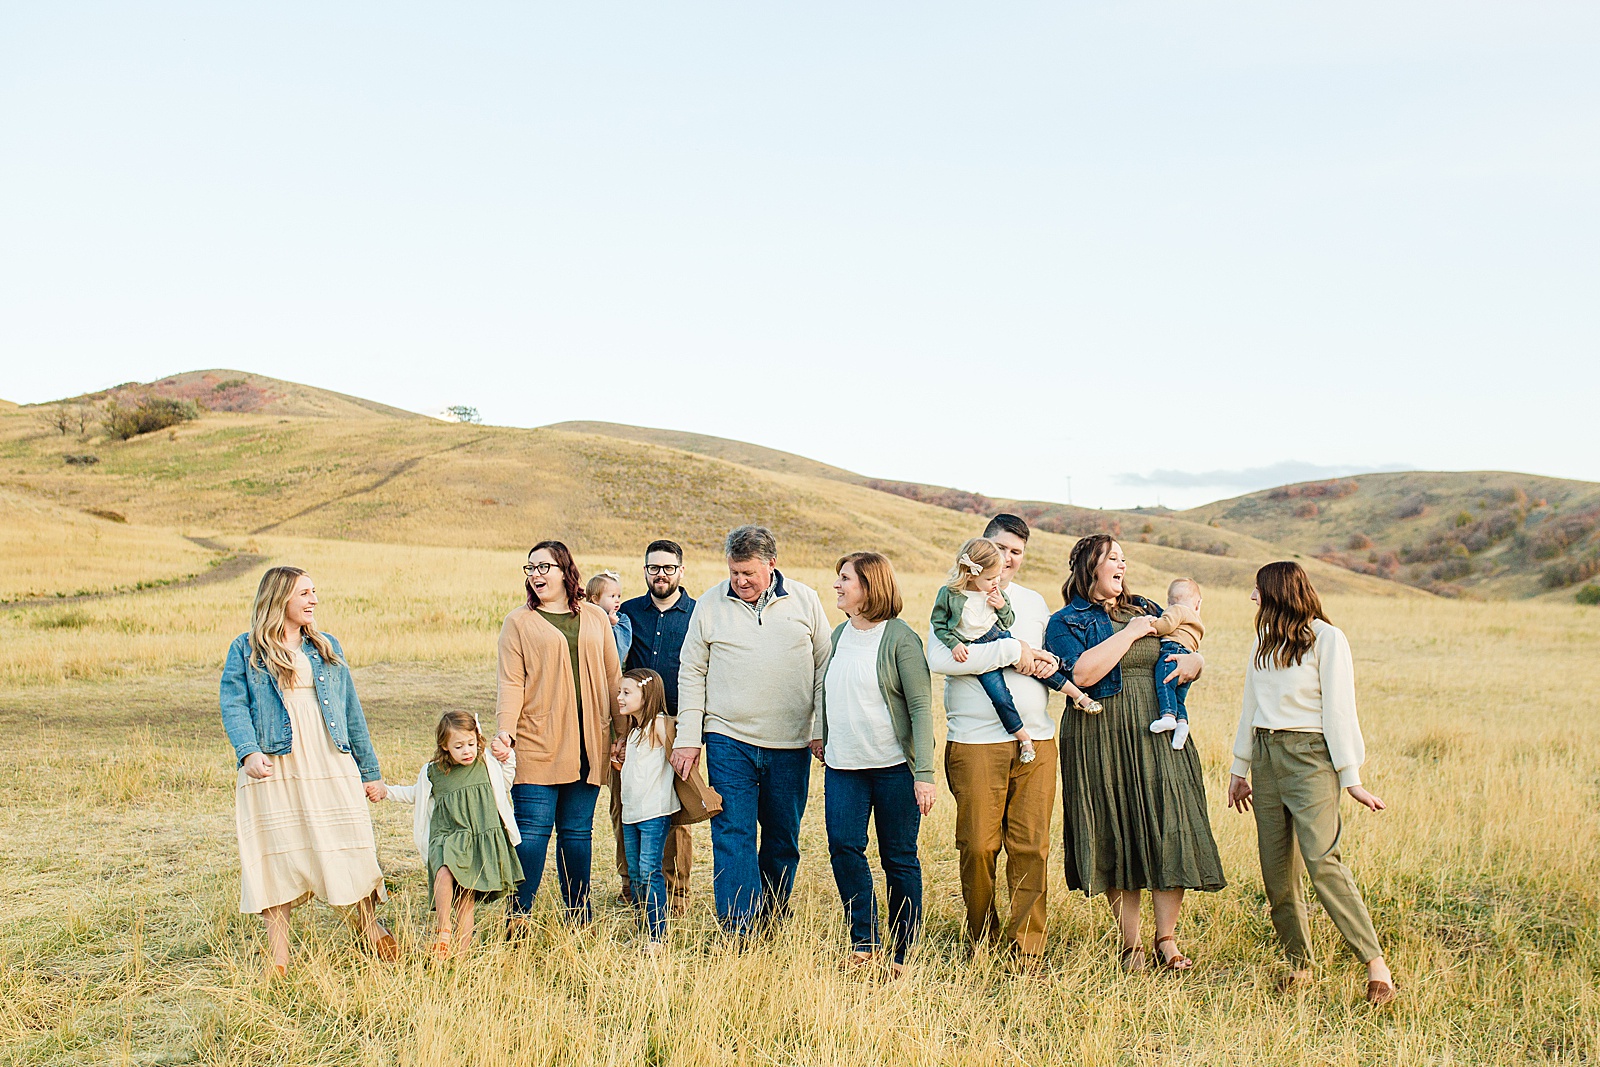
250, 434, 493, 535
3, 535, 266, 609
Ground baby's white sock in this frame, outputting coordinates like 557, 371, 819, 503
1150, 714, 1177, 734
1171, 721, 1190, 750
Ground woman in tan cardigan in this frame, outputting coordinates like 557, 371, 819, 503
495, 540, 624, 930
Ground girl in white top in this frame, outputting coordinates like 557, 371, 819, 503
615, 668, 680, 952
1226, 562, 1396, 1006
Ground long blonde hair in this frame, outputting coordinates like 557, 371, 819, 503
249, 566, 341, 689
945, 537, 1001, 591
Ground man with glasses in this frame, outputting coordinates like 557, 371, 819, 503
610, 540, 698, 910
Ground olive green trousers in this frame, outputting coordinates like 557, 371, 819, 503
1251, 730, 1383, 965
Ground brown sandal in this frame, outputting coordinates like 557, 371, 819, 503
1365, 979, 1397, 1006
1154, 934, 1193, 971
1119, 945, 1146, 973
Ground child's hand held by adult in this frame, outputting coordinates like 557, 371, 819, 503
490, 737, 512, 762
363, 781, 387, 803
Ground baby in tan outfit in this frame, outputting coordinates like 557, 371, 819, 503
1148, 578, 1205, 750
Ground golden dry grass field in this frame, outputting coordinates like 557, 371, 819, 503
1, 530, 1598, 1066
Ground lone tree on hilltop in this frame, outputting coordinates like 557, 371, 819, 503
444, 405, 482, 424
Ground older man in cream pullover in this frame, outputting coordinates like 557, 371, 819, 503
672, 525, 832, 935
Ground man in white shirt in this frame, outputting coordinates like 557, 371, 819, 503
927, 513, 1061, 958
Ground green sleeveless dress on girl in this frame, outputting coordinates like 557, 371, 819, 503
426, 757, 523, 900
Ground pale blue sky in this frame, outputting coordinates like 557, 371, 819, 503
3, 3, 1596, 509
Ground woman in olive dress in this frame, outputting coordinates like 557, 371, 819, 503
1044, 534, 1225, 972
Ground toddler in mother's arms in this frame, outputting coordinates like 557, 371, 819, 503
1148, 577, 1205, 750
382, 711, 523, 961
586, 570, 632, 662
931, 537, 1102, 765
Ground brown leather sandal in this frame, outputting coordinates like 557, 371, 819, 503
1119, 945, 1147, 973
1365, 979, 1397, 1006
1154, 934, 1193, 971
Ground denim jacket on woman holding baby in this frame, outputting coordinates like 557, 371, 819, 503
1042, 595, 1166, 701
218, 631, 382, 782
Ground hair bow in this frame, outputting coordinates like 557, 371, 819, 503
959, 553, 983, 576
600, 569, 620, 581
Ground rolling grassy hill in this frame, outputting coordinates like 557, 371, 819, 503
556, 422, 1600, 602
1, 372, 1405, 602
1181, 472, 1600, 600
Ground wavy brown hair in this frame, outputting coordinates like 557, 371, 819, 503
525, 540, 584, 612
432, 710, 486, 774
837, 551, 903, 622
248, 566, 342, 690
1062, 535, 1149, 621
1253, 561, 1330, 670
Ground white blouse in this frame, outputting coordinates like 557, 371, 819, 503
1230, 619, 1367, 788
620, 721, 682, 824
824, 622, 904, 770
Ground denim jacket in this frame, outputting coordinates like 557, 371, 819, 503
1043, 595, 1164, 701
218, 631, 382, 782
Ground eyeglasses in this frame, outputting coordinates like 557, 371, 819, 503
523, 562, 558, 576
644, 564, 681, 576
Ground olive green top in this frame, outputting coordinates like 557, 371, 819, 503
536, 609, 584, 721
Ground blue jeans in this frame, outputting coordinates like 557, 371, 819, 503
969, 623, 1025, 735
1154, 639, 1193, 723
704, 733, 812, 935
509, 781, 601, 920
623, 814, 672, 940
824, 763, 923, 964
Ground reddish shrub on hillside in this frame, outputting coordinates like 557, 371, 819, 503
1346, 533, 1374, 550
1527, 507, 1600, 560
1394, 495, 1430, 520
864, 480, 995, 516
1269, 480, 1359, 501
1543, 553, 1600, 589
1292, 502, 1320, 518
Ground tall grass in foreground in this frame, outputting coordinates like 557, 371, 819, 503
1, 565, 1598, 1063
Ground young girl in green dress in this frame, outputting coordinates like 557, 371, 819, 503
384, 711, 523, 960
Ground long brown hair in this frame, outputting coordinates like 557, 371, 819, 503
526, 540, 584, 612
621, 668, 669, 743
431, 710, 486, 774
248, 566, 342, 690
836, 551, 903, 622
1062, 535, 1149, 621
1253, 561, 1330, 670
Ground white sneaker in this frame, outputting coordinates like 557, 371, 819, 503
1171, 721, 1190, 750
1150, 715, 1177, 735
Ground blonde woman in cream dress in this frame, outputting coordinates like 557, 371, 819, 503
219, 566, 395, 975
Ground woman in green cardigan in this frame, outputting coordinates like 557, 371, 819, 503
812, 551, 935, 978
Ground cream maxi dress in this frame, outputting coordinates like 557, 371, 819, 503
235, 648, 386, 914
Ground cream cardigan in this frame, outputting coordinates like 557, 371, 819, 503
384, 750, 521, 862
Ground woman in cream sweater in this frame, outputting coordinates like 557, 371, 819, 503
1226, 561, 1395, 1006
495, 540, 624, 931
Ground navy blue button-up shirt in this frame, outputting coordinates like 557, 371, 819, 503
619, 590, 697, 715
